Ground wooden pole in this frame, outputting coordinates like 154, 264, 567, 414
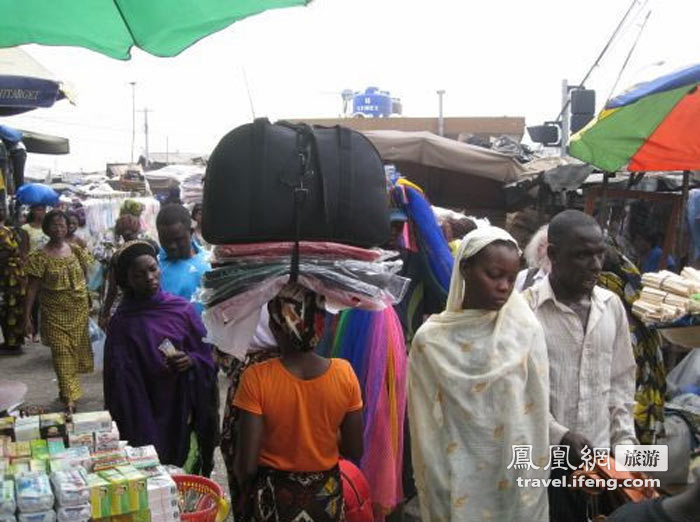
676, 170, 691, 262
598, 172, 610, 228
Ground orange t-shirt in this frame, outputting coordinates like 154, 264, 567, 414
233, 358, 363, 472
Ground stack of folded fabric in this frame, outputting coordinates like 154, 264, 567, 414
201, 241, 409, 360
633, 269, 700, 324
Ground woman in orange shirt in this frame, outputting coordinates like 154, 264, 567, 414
234, 283, 364, 522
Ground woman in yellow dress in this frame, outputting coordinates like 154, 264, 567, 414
23, 210, 93, 413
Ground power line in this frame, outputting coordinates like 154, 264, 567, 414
555, 0, 641, 121
606, 9, 653, 104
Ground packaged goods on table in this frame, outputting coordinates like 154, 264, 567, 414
50, 469, 89, 507
15, 473, 53, 513
12, 419, 39, 444
48, 447, 90, 471
45, 440, 64, 458
97, 468, 131, 516
66, 433, 92, 452
17, 511, 55, 522
92, 449, 129, 472
0, 480, 15, 515
29, 442, 48, 462
85, 474, 111, 520
125, 446, 159, 470
38, 416, 66, 442
55, 504, 90, 522
28, 462, 46, 474
71, 412, 112, 435
94, 423, 120, 452
7, 443, 30, 460
115, 466, 148, 513
0, 419, 14, 440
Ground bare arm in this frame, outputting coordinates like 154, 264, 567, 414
24, 277, 40, 336
99, 267, 118, 330
234, 411, 264, 490
339, 409, 364, 462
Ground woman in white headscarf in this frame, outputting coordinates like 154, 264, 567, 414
408, 226, 550, 522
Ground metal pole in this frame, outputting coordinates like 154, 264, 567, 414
598, 172, 610, 228
129, 82, 136, 163
437, 90, 445, 137
143, 108, 150, 167
560, 79, 570, 155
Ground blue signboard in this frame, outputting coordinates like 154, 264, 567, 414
0, 75, 62, 115
353, 87, 393, 117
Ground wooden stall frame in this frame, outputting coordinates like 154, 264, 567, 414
584, 186, 684, 270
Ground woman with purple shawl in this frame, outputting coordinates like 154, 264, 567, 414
104, 241, 219, 475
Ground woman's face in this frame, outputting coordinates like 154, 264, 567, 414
32, 206, 46, 223
47, 216, 68, 241
127, 255, 161, 297
460, 243, 520, 310
193, 209, 202, 225
67, 216, 79, 235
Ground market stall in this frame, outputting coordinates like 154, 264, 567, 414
0, 410, 228, 522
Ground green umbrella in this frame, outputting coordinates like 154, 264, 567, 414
0, 0, 309, 60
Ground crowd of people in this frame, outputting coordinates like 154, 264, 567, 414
0, 196, 696, 522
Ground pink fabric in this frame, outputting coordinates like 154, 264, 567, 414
361, 307, 407, 519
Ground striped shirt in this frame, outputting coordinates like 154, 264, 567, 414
524, 276, 638, 449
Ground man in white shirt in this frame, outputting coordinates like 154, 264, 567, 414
524, 210, 637, 522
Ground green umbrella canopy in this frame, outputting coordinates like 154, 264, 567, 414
0, 0, 310, 60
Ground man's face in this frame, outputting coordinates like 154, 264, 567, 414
157, 222, 191, 260
549, 225, 605, 296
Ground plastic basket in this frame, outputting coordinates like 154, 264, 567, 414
172, 474, 230, 522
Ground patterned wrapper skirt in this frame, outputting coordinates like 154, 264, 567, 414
248, 466, 344, 522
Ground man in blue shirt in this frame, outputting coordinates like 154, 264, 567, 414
633, 230, 677, 273
156, 204, 210, 315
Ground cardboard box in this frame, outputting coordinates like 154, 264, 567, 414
86, 474, 111, 520
46, 439, 65, 458
30, 441, 49, 461
7, 442, 30, 460
98, 468, 130, 516
71, 412, 112, 435
116, 466, 148, 513
13, 418, 40, 443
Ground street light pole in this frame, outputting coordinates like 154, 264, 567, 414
129, 82, 136, 163
437, 90, 446, 137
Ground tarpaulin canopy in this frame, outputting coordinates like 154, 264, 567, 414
362, 130, 527, 183
568, 63, 700, 172
0, 47, 74, 115
0, 0, 310, 60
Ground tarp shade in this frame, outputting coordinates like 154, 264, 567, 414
362, 130, 526, 183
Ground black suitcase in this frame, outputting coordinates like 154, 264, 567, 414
202, 118, 390, 247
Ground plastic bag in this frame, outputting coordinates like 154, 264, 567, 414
89, 319, 106, 372
86, 262, 105, 292
50, 469, 89, 507
15, 473, 54, 513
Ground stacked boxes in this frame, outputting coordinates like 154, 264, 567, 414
50, 469, 89, 522
1, 411, 192, 522
15, 473, 54, 522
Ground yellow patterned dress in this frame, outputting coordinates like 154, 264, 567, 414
0, 226, 26, 349
26, 246, 93, 402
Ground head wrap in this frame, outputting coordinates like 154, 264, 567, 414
114, 214, 141, 238
268, 283, 325, 352
114, 240, 158, 289
446, 225, 521, 312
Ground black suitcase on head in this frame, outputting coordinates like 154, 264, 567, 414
202, 118, 390, 247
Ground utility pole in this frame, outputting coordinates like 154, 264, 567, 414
437, 89, 446, 137
129, 82, 136, 163
138, 108, 151, 167
560, 79, 570, 155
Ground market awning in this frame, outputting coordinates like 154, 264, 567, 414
362, 130, 527, 183
0, 0, 310, 60
0, 47, 74, 116
16, 129, 69, 154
